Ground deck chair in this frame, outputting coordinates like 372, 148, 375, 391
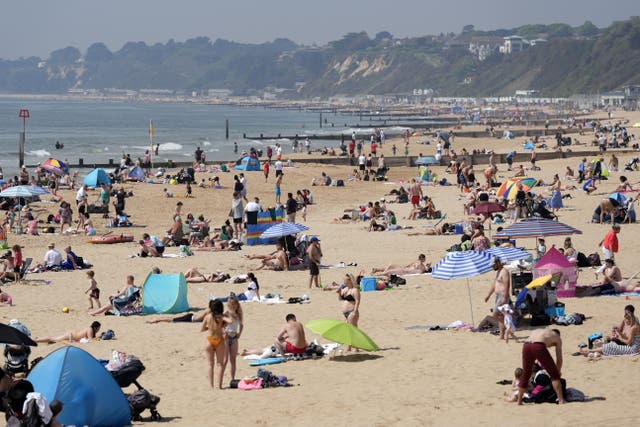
18, 258, 32, 279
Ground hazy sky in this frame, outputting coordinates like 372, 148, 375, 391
2, 0, 638, 59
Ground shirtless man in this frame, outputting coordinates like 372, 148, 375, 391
252, 242, 288, 271
598, 258, 622, 285
36, 321, 101, 344
274, 313, 308, 356
409, 179, 423, 209
484, 258, 511, 340
371, 254, 428, 277
515, 328, 565, 405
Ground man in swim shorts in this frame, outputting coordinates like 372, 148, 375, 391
516, 328, 565, 405
274, 313, 308, 355
409, 178, 423, 208
484, 258, 511, 340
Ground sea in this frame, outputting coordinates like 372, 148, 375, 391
0, 97, 412, 177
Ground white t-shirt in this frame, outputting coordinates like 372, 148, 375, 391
44, 249, 62, 267
358, 155, 366, 166
76, 187, 86, 202
276, 146, 282, 156
244, 280, 258, 301
275, 161, 283, 171
245, 201, 261, 212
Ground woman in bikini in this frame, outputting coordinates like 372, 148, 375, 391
36, 321, 101, 344
201, 299, 231, 389
224, 295, 244, 381
337, 273, 361, 351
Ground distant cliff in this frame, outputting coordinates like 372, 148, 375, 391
1, 18, 639, 97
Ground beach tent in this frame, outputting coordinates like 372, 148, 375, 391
451, 106, 464, 114
141, 273, 189, 314
28, 346, 130, 427
83, 168, 111, 188
534, 246, 577, 297
128, 166, 145, 181
246, 208, 285, 245
233, 156, 261, 171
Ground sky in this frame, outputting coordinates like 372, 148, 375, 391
1, 0, 638, 59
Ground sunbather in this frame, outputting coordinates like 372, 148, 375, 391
146, 307, 210, 324
36, 321, 101, 344
370, 254, 429, 277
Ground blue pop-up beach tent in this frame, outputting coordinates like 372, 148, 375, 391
128, 166, 145, 180
141, 273, 189, 314
28, 346, 130, 427
233, 156, 261, 171
83, 168, 111, 188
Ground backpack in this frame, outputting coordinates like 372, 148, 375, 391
587, 253, 601, 267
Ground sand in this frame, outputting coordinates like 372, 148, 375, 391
4, 109, 640, 426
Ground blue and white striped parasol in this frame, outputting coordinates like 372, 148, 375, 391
0, 186, 41, 198
493, 217, 581, 239
431, 251, 494, 326
260, 222, 309, 239
432, 251, 494, 280
24, 185, 50, 196
482, 247, 532, 262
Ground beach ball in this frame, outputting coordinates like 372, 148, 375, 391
62, 307, 69, 313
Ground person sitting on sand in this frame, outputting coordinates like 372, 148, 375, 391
0, 286, 13, 306
370, 254, 429, 277
616, 175, 633, 192
513, 165, 525, 177
580, 305, 640, 357
161, 216, 184, 246
37, 242, 62, 271
247, 242, 288, 271
138, 240, 160, 258
274, 313, 308, 356
597, 258, 622, 285
36, 321, 101, 344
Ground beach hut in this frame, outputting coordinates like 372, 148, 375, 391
83, 168, 111, 188
534, 246, 577, 298
28, 346, 131, 427
128, 166, 145, 181
141, 273, 189, 314
233, 156, 261, 171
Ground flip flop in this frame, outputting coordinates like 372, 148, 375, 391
571, 351, 582, 356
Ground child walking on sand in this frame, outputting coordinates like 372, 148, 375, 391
498, 304, 517, 343
84, 270, 101, 310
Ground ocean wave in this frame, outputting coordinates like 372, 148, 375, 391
203, 141, 211, 146
208, 148, 220, 152
26, 149, 51, 157
160, 142, 184, 151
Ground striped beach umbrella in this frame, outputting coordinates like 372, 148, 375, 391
432, 251, 494, 325
432, 251, 494, 280
40, 158, 68, 176
496, 177, 537, 200
482, 246, 532, 262
0, 186, 38, 198
260, 222, 309, 239
493, 217, 582, 239
24, 185, 50, 196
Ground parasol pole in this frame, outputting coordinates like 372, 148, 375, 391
466, 279, 475, 326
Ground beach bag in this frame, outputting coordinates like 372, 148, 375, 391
576, 252, 589, 268
336, 180, 344, 187
530, 314, 550, 326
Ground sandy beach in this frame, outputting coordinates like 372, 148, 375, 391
3, 109, 640, 426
